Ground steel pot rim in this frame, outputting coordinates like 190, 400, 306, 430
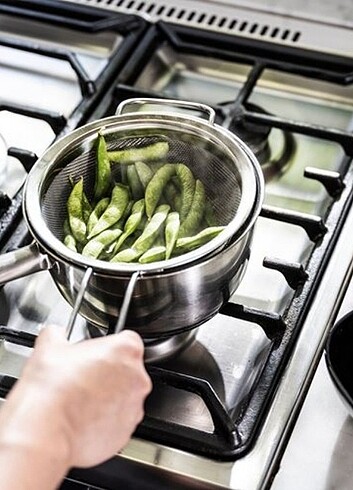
23, 109, 264, 274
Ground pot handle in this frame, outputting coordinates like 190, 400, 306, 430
0, 242, 51, 286
115, 98, 216, 125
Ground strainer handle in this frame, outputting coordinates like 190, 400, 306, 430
66, 267, 93, 341
114, 271, 140, 334
116, 98, 216, 125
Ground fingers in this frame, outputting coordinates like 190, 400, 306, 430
34, 325, 67, 350
110, 331, 153, 398
110, 330, 152, 396
112, 330, 145, 358
36, 326, 144, 358
78, 329, 145, 361
35, 326, 152, 395
25, 324, 152, 469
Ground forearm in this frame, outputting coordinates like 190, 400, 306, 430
0, 326, 151, 483
0, 441, 68, 490
0, 379, 71, 490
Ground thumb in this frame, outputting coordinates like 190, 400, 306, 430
34, 325, 67, 350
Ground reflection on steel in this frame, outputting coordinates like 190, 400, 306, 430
1, 2, 353, 489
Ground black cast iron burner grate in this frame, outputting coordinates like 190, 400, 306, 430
0, 10, 353, 462
0, 0, 147, 136
80, 21, 353, 459
0, 0, 147, 249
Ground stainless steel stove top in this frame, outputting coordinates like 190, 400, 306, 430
0, 2, 353, 489
59, 0, 353, 58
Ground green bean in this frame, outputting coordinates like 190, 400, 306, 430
135, 161, 153, 188
110, 248, 139, 263
178, 180, 206, 238
82, 191, 92, 224
108, 141, 169, 165
176, 164, 196, 221
82, 228, 123, 259
163, 181, 181, 211
175, 226, 225, 254
64, 234, 77, 252
116, 199, 133, 229
153, 232, 165, 247
88, 184, 129, 239
133, 204, 170, 254
145, 164, 175, 219
127, 164, 144, 200
112, 199, 145, 255
139, 246, 166, 264
165, 211, 180, 259
93, 133, 111, 202
98, 219, 130, 261
107, 216, 144, 261
110, 204, 169, 263
86, 197, 110, 237
63, 218, 71, 237
137, 214, 147, 232
136, 161, 179, 210
63, 218, 77, 252
169, 176, 182, 211
99, 200, 134, 258
67, 177, 86, 244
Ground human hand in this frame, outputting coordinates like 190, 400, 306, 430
0, 326, 152, 472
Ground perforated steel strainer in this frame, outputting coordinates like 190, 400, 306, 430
43, 132, 242, 243
0, 99, 264, 338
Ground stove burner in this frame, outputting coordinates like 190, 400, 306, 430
220, 103, 296, 181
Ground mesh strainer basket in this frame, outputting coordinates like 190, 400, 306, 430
26, 98, 262, 273
0, 99, 264, 337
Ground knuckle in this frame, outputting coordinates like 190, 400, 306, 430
34, 325, 63, 350
142, 371, 153, 394
134, 367, 152, 397
117, 330, 144, 358
135, 406, 145, 425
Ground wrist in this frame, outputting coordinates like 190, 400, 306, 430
0, 376, 73, 473
0, 438, 69, 490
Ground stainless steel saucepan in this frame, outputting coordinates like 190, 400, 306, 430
0, 99, 264, 339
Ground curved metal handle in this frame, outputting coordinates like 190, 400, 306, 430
66, 270, 140, 341
66, 267, 93, 341
116, 98, 216, 125
105, 271, 141, 336
114, 271, 140, 334
0, 242, 51, 286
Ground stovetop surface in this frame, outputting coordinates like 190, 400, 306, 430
0, 1, 353, 488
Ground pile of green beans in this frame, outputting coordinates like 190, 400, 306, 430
63, 133, 225, 263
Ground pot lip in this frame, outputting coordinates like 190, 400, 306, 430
325, 310, 353, 412
23, 109, 264, 274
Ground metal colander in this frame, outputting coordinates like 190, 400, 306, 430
3, 100, 263, 336
24, 99, 261, 274
42, 132, 243, 244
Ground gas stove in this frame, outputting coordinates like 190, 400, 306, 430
0, 1, 353, 489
